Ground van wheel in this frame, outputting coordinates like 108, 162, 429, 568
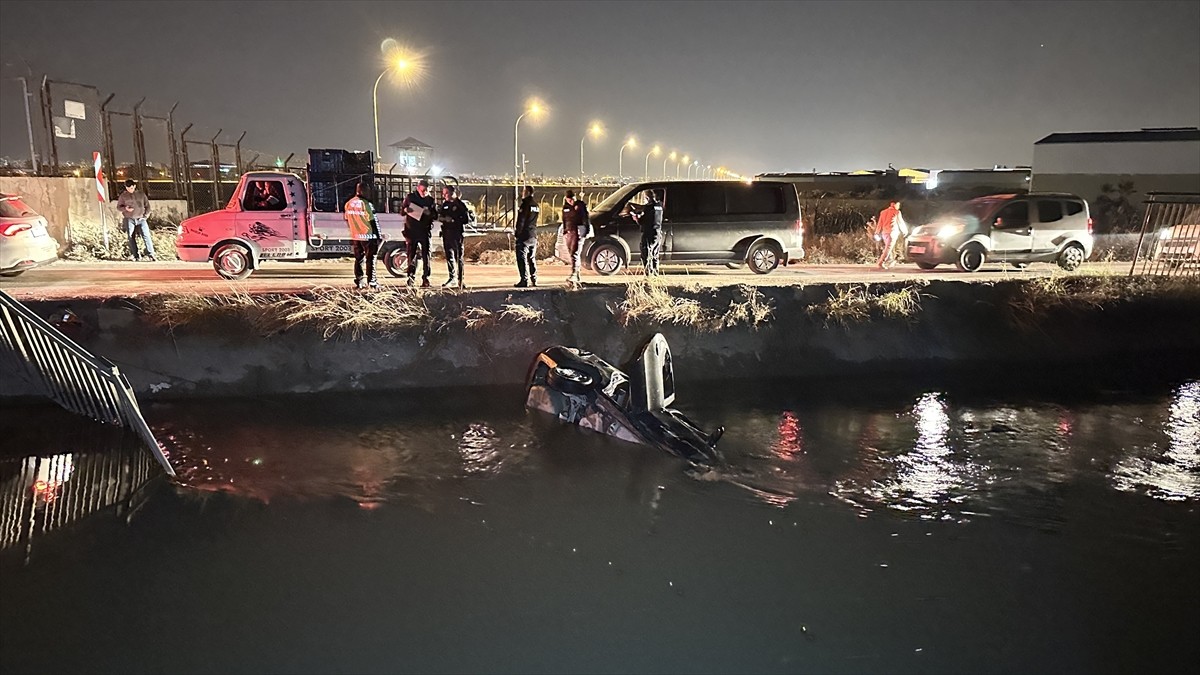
213, 243, 253, 280
955, 243, 985, 272
748, 240, 782, 274
590, 242, 626, 276
915, 262, 938, 270
383, 246, 409, 278
548, 366, 594, 394
1057, 244, 1085, 271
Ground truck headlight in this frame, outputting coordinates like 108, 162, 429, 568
937, 224, 964, 239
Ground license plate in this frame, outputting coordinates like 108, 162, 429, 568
908, 245, 925, 254
31, 222, 47, 237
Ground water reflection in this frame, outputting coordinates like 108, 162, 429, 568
1111, 381, 1200, 501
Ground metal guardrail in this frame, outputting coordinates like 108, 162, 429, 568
1129, 192, 1200, 278
0, 290, 176, 476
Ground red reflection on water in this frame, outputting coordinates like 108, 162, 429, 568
772, 411, 804, 460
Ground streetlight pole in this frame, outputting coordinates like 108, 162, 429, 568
515, 110, 528, 215
678, 155, 689, 179
663, 151, 676, 180
579, 122, 603, 186
619, 137, 636, 182
372, 68, 388, 160
644, 145, 659, 181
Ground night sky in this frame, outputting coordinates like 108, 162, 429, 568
1, 0, 1197, 175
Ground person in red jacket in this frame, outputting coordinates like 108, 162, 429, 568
874, 200, 904, 269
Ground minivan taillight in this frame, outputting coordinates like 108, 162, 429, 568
1, 223, 32, 237
1087, 217, 1093, 234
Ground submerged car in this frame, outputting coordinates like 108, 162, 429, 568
905, 193, 1093, 272
0, 193, 59, 277
525, 333, 724, 466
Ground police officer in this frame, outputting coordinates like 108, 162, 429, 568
438, 185, 470, 289
562, 189, 589, 283
514, 185, 539, 288
343, 182, 381, 289
631, 188, 663, 275
401, 178, 436, 287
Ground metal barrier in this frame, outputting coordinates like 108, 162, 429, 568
0, 290, 176, 476
1129, 193, 1200, 278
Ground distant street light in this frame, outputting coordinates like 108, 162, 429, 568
618, 136, 637, 182
580, 122, 604, 184
644, 144, 660, 180
678, 154, 689, 179
705, 165, 712, 179
663, 151, 677, 179
687, 160, 699, 179
373, 43, 426, 160
515, 98, 547, 213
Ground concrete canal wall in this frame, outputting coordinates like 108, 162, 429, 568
4, 278, 1199, 401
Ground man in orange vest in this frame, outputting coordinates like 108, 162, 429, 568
344, 182, 381, 289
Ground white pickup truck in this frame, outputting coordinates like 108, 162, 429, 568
176, 170, 482, 280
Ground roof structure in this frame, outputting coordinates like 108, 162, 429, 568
388, 137, 433, 149
1035, 128, 1200, 145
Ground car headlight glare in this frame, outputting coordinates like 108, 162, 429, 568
1158, 228, 1172, 240
937, 224, 964, 239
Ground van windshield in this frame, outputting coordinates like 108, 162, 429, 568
591, 184, 641, 214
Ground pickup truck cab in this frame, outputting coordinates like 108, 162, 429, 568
176, 170, 472, 280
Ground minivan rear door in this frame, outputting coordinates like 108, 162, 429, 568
661, 183, 728, 260
1031, 198, 1085, 253
988, 199, 1033, 260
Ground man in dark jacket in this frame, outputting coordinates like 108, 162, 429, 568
631, 188, 663, 275
438, 185, 470, 289
514, 185, 539, 287
561, 189, 589, 283
401, 178, 436, 287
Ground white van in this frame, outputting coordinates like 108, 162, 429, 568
905, 193, 1093, 272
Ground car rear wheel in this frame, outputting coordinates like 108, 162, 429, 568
383, 246, 409, 278
548, 366, 594, 394
915, 262, 938, 270
590, 242, 626, 276
1057, 244, 1085, 271
213, 243, 253, 280
747, 240, 782, 274
955, 243, 985, 272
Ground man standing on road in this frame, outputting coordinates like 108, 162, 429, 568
561, 189, 589, 284
343, 182, 381, 289
401, 178, 436, 287
874, 200, 903, 269
514, 185, 539, 288
117, 179, 155, 261
630, 188, 663, 275
438, 185, 470, 289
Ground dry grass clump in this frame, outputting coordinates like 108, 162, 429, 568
477, 249, 517, 265
459, 301, 546, 331
62, 216, 180, 261
1006, 273, 1200, 331
807, 282, 929, 326
144, 287, 268, 331
273, 286, 433, 339
804, 231, 880, 264
614, 278, 774, 332
499, 302, 546, 324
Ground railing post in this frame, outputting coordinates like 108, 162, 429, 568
209, 129, 222, 211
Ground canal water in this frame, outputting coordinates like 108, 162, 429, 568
1, 370, 1197, 674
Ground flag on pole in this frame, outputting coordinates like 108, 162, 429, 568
93, 152, 106, 203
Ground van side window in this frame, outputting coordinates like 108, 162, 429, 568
665, 184, 725, 218
1037, 200, 1063, 223
726, 184, 784, 215
993, 201, 1029, 229
1064, 200, 1084, 216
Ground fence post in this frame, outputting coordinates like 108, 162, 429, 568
209, 129, 222, 211
100, 94, 116, 201
167, 103, 181, 199
234, 131, 246, 175
40, 76, 57, 175
132, 97, 147, 185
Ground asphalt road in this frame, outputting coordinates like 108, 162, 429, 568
2, 258, 1129, 300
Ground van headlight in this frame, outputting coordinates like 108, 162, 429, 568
937, 224, 964, 239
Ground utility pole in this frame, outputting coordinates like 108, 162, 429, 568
16, 76, 38, 173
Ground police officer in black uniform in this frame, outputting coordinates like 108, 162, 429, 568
631, 188, 663, 275
514, 185, 539, 288
562, 189, 589, 283
438, 185, 470, 289
401, 178, 436, 287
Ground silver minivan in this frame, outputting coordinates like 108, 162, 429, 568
905, 193, 1094, 272
581, 180, 805, 275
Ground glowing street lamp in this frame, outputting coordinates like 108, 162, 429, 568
678, 154, 689, 179
663, 150, 677, 179
644, 144, 661, 180
580, 121, 604, 182
618, 136, 636, 181
373, 43, 426, 159
687, 160, 699, 179
515, 98, 547, 212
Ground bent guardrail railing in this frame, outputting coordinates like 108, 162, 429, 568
0, 290, 176, 476
1129, 192, 1200, 278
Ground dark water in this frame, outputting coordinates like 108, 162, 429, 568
1, 371, 1198, 674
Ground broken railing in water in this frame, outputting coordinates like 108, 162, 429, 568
0, 290, 176, 476
1129, 192, 1200, 278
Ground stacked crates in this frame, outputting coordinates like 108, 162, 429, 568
307, 149, 374, 212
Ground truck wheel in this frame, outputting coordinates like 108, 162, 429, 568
954, 243, 985, 272
590, 242, 626, 276
747, 240, 781, 274
213, 243, 253, 280
384, 247, 409, 278
916, 262, 938, 270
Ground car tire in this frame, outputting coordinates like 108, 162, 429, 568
915, 262, 938, 270
548, 366, 594, 395
1057, 244, 1085, 271
0, 270, 24, 278
954, 243, 986, 272
213, 243, 253, 280
590, 242, 626, 276
747, 240, 782, 274
383, 246, 409, 278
